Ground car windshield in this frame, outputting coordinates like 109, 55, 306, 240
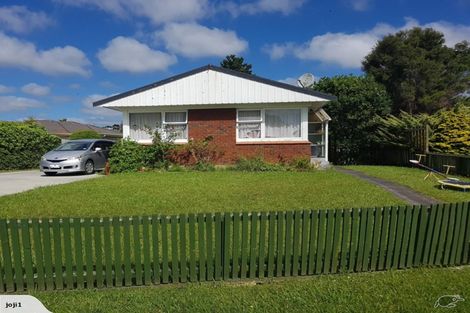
55, 142, 92, 151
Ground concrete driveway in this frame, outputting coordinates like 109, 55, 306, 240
0, 170, 100, 197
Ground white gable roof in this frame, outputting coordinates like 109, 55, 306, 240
94, 65, 335, 109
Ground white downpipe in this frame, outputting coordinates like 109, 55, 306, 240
122, 111, 130, 139
325, 121, 329, 162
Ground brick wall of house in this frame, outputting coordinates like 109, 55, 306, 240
188, 108, 311, 164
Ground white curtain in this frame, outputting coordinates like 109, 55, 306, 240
238, 110, 261, 121
129, 113, 161, 141
165, 112, 186, 123
238, 123, 261, 138
265, 109, 301, 138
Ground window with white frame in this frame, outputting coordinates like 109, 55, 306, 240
163, 112, 187, 140
237, 110, 262, 139
237, 108, 302, 140
129, 113, 161, 141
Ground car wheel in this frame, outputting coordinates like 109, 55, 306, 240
45, 172, 57, 176
84, 160, 94, 175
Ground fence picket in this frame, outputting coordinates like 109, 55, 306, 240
179, 215, 188, 283
84, 218, 94, 289
267, 212, 276, 278
10, 220, 23, 291
142, 216, 151, 285
189, 214, 197, 282
429, 204, 444, 265
292, 211, 301, 276
170, 215, 179, 283
0, 220, 14, 292
223, 213, 231, 280
214, 213, 222, 281
112, 217, 122, 287
249, 213, 258, 279
232, 213, 241, 279
339, 209, 350, 273
151, 216, 160, 284
122, 217, 132, 286
405, 206, 420, 268
454, 203, 468, 265
422, 204, 438, 265
103, 218, 114, 287
461, 202, 470, 264
276, 212, 285, 277
392, 206, 405, 269
161, 216, 169, 284
51, 218, 63, 290
285, 211, 293, 276
300, 210, 310, 275
134, 216, 143, 285
442, 204, 456, 265
94, 218, 104, 288
61, 218, 73, 289
308, 210, 319, 275
32, 220, 45, 291
370, 208, 382, 271
324, 210, 335, 274
385, 207, 398, 269
348, 209, 360, 272
20, 219, 34, 289
206, 214, 214, 280
198, 213, 206, 281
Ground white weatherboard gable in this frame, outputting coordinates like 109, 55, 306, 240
101, 69, 328, 109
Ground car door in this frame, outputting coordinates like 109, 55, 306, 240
90, 141, 106, 169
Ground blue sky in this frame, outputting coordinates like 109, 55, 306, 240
0, 0, 469, 126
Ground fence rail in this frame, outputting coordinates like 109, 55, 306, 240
1, 202, 470, 292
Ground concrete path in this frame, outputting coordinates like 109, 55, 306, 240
335, 167, 439, 205
0, 170, 99, 197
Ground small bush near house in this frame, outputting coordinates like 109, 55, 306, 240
289, 157, 316, 171
142, 132, 174, 169
169, 136, 222, 166
108, 139, 145, 173
234, 156, 286, 172
69, 130, 101, 140
0, 121, 61, 170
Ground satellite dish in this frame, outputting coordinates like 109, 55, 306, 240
297, 73, 315, 88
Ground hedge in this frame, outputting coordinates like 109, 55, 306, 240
0, 122, 61, 170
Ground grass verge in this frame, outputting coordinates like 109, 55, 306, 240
28, 266, 470, 313
0, 170, 404, 219
346, 166, 470, 203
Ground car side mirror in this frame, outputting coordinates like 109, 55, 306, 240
94, 147, 102, 152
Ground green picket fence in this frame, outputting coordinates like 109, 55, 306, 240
1, 202, 470, 292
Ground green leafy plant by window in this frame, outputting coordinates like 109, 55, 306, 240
0, 121, 61, 170
69, 130, 102, 140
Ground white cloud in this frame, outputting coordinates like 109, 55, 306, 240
0, 32, 91, 76
98, 36, 176, 73
156, 23, 248, 58
57, 0, 208, 24
0, 5, 53, 33
231, 0, 306, 15
347, 0, 371, 11
264, 18, 470, 68
0, 84, 14, 94
81, 94, 122, 118
21, 83, 51, 96
0, 96, 44, 112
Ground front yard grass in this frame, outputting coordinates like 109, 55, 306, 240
0, 170, 404, 219
346, 165, 470, 203
30, 266, 470, 313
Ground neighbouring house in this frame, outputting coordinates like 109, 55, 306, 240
93, 65, 335, 164
36, 120, 122, 142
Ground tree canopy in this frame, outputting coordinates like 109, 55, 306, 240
313, 75, 392, 164
363, 27, 470, 114
220, 55, 252, 74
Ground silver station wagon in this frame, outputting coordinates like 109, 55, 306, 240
40, 139, 114, 176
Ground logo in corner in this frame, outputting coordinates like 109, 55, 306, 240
0, 295, 52, 312
434, 295, 465, 309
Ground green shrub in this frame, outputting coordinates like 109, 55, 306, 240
108, 139, 145, 173
69, 130, 101, 140
289, 157, 316, 171
142, 131, 174, 169
191, 161, 216, 171
234, 156, 285, 172
0, 121, 61, 170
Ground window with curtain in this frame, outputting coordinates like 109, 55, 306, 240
237, 110, 261, 138
265, 109, 301, 138
163, 112, 187, 140
129, 113, 161, 141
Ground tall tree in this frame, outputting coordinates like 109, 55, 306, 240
220, 55, 252, 74
313, 75, 392, 164
363, 27, 470, 114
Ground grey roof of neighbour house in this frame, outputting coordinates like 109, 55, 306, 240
93, 64, 337, 107
36, 120, 122, 138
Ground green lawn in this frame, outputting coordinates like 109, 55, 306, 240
28, 266, 470, 313
0, 170, 404, 219
346, 166, 470, 203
